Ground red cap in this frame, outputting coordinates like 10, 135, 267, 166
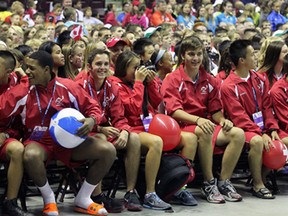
106, 37, 127, 48
132, 0, 140, 6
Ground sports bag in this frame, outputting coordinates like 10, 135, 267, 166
136, 153, 195, 202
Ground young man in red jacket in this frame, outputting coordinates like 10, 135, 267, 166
221, 39, 288, 199
0, 51, 34, 216
0, 51, 116, 216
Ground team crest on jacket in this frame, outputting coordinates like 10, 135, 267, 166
201, 86, 208, 94
55, 96, 64, 106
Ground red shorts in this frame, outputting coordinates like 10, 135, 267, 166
130, 126, 145, 134
23, 139, 84, 168
181, 125, 222, 149
0, 138, 19, 161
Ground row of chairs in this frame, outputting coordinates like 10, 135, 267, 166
0, 148, 285, 211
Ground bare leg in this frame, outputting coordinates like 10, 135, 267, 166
138, 132, 163, 193
178, 131, 198, 161
5, 141, 25, 199
194, 127, 213, 181
24, 142, 49, 187
216, 127, 245, 180
124, 132, 141, 191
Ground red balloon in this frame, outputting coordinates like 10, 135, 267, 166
262, 140, 288, 170
148, 114, 181, 151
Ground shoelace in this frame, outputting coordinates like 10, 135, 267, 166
150, 193, 163, 204
224, 180, 237, 193
205, 184, 220, 196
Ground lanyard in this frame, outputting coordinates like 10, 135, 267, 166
252, 87, 259, 112
88, 80, 107, 109
35, 83, 56, 126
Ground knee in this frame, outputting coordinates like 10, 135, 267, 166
195, 128, 212, 143
148, 136, 163, 154
180, 133, 197, 148
99, 141, 117, 161
230, 127, 245, 144
127, 132, 141, 149
23, 147, 42, 164
6, 141, 24, 159
249, 137, 264, 153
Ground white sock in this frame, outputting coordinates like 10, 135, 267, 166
38, 180, 56, 205
74, 180, 97, 209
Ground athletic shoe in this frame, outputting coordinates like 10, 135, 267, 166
2, 198, 35, 216
201, 179, 225, 204
170, 189, 198, 206
143, 192, 171, 210
124, 189, 142, 211
218, 179, 242, 202
91, 193, 123, 213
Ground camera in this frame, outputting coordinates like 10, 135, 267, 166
206, 48, 220, 63
143, 60, 156, 72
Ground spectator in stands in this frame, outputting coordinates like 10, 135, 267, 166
111, 26, 125, 38
98, 27, 112, 43
83, 6, 103, 25
106, 37, 128, 71
267, 0, 287, 31
161, 36, 245, 204
131, 3, 149, 29
104, 3, 120, 27
150, 0, 176, 27
221, 39, 288, 199
39, 41, 66, 78
177, 3, 197, 30
126, 24, 144, 39
215, 1, 237, 26
117, 2, 132, 24
45, 3, 62, 24
62, 43, 85, 79
6, 26, 24, 49
0, 50, 34, 216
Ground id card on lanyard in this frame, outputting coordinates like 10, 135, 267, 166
140, 113, 153, 132
251, 87, 264, 130
30, 84, 56, 141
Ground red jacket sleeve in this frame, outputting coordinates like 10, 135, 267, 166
160, 73, 184, 116
108, 84, 131, 132
220, 82, 262, 134
118, 81, 145, 117
270, 83, 288, 131
105, 12, 119, 26
147, 78, 163, 110
0, 76, 29, 119
150, 11, 162, 26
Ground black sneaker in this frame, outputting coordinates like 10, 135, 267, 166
124, 190, 143, 211
91, 193, 123, 213
3, 198, 34, 216
170, 189, 198, 206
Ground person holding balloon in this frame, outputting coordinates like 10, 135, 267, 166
109, 50, 176, 210
221, 40, 288, 199
75, 49, 143, 212
161, 36, 245, 204
0, 50, 116, 216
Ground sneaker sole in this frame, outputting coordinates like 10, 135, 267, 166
201, 189, 226, 204
223, 195, 243, 202
143, 204, 171, 210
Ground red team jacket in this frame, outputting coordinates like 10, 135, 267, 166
0, 76, 29, 139
220, 70, 279, 134
161, 65, 222, 127
75, 72, 131, 132
0, 75, 102, 144
270, 75, 288, 131
109, 76, 162, 131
